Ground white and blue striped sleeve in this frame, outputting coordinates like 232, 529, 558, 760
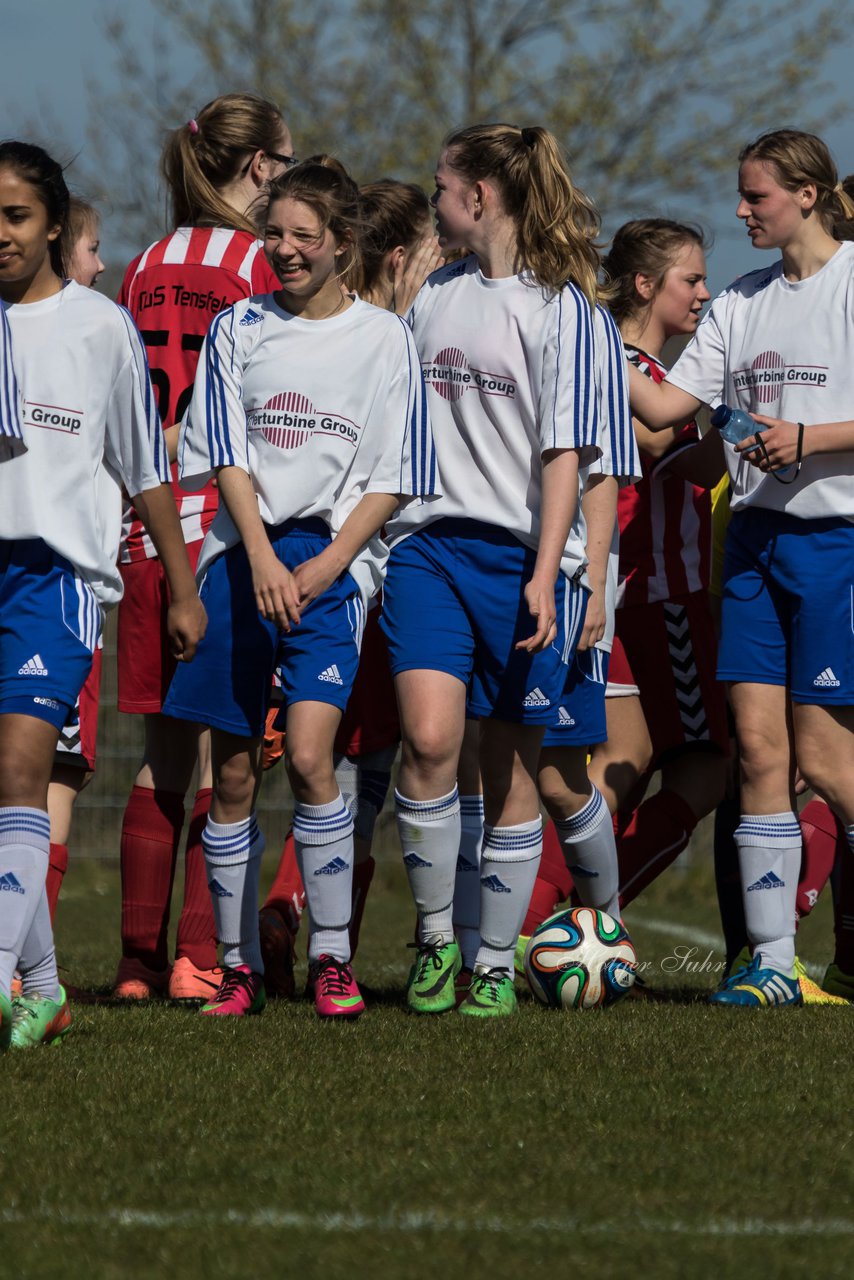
0, 303, 25, 457
594, 304, 640, 481
105, 305, 170, 495
366, 317, 438, 499
540, 284, 597, 453
178, 306, 248, 491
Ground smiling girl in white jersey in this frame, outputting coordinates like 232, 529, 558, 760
629, 129, 854, 1008
381, 123, 602, 1018
163, 159, 433, 1019
0, 141, 205, 1050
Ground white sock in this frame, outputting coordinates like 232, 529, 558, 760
396, 787, 460, 944
476, 819, 543, 972
736, 812, 801, 974
0, 808, 51, 1000
293, 794, 355, 964
18, 887, 61, 1000
454, 794, 483, 968
553, 787, 620, 918
202, 813, 265, 973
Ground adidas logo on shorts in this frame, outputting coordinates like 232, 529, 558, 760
557, 706, 575, 727
746, 871, 785, 892
0, 872, 25, 894
318, 665, 344, 686
314, 856, 349, 876
813, 667, 841, 688
18, 653, 48, 676
523, 687, 550, 707
240, 308, 263, 326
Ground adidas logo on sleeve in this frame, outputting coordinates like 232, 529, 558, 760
813, 667, 841, 688
18, 654, 48, 676
239, 307, 263, 326
318, 665, 344, 686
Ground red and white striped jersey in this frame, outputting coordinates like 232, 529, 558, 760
119, 226, 279, 562
616, 345, 711, 607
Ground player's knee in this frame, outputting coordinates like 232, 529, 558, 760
285, 741, 334, 794
400, 725, 458, 778
214, 755, 256, 811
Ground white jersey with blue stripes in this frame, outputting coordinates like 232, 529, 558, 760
178, 293, 435, 605
0, 302, 23, 457
0, 281, 169, 608
387, 256, 601, 580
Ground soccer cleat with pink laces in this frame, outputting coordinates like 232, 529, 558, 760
168, 956, 226, 1004
113, 957, 171, 1000
307, 955, 365, 1019
199, 965, 266, 1017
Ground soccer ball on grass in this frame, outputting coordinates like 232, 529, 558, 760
523, 907, 637, 1009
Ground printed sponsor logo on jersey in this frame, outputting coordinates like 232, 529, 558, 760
480, 873, 511, 893
208, 878, 233, 898
813, 667, 841, 688
732, 350, 829, 404
421, 346, 517, 403
24, 401, 83, 435
523, 687, 550, 707
746, 871, 785, 892
314, 856, 349, 876
318, 664, 344, 686
247, 391, 360, 449
18, 654, 48, 676
0, 873, 25, 895
403, 852, 432, 869
240, 307, 263, 326
557, 706, 575, 727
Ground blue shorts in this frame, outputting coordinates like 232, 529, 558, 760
381, 519, 587, 724
718, 507, 854, 705
0, 538, 100, 729
163, 519, 365, 738
542, 648, 609, 748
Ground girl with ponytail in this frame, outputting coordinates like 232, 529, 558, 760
381, 122, 633, 1018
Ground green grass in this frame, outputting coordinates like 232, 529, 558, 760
2, 839, 854, 1280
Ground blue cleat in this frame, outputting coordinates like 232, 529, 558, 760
709, 954, 802, 1008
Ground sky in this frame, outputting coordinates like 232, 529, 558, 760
5, 0, 853, 298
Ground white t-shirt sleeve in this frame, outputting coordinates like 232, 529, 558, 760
179, 306, 248, 491
539, 284, 597, 453
364, 318, 437, 499
595, 305, 640, 481
666, 297, 728, 410
104, 308, 170, 497
0, 302, 25, 456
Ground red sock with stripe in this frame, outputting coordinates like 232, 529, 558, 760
262, 829, 306, 932
175, 787, 218, 968
618, 789, 698, 909
46, 842, 69, 924
521, 821, 574, 935
120, 786, 184, 969
797, 798, 840, 920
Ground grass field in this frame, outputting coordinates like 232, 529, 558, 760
2, 823, 853, 1280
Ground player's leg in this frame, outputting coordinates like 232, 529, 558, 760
453, 718, 483, 980
170, 727, 222, 1003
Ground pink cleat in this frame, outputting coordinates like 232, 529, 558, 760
199, 965, 266, 1017
307, 955, 365, 1019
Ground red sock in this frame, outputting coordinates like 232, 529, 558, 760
262, 829, 306, 932
175, 787, 218, 969
46, 842, 69, 924
349, 856, 376, 960
521, 821, 574, 934
797, 798, 839, 921
120, 785, 184, 969
618, 788, 698, 909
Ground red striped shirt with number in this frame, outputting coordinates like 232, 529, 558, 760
617, 345, 711, 607
119, 226, 279, 562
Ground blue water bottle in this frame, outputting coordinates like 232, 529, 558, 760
710, 404, 757, 445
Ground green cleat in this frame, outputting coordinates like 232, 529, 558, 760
821, 963, 854, 1003
407, 938, 462, 1014
458, 966, 517, 1018
1, 990, 12, 1053
11, 986, 72, 1048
